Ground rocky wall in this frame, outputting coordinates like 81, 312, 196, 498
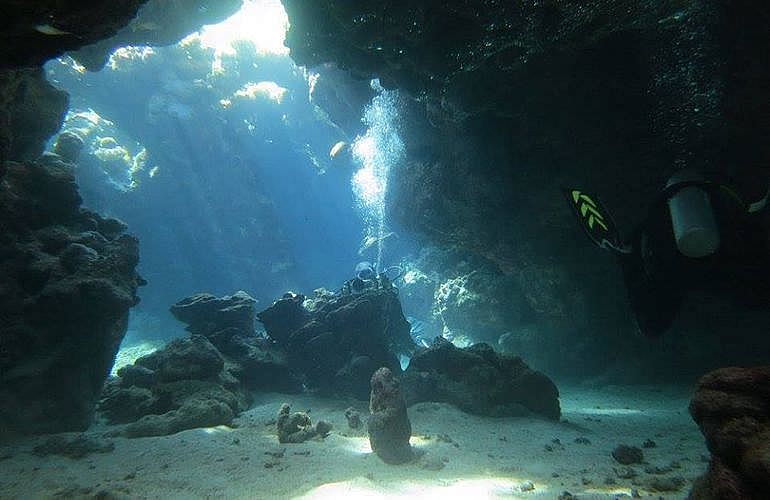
0, 156, 143, 435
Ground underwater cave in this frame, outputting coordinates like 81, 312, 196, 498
0, 0, 769, 498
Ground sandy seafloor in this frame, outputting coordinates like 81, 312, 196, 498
0, 385, 708, 499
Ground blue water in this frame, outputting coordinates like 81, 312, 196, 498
45, 38, 416, 341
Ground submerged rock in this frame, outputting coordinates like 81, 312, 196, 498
258, 287, 414, 399
688, 366, 770, 499
171, 291, 302, 393
276, 403, 331, 444
99, 337, 248, 436
368, 367, 413, 464
402, 338, 560, 419
170, 291, 257, 340
123, 393, 237, 438
135, 335, 224, 382
0, 159, 143, 435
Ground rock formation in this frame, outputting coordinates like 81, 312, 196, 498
257, 287, 414, 399
99, 291, 304, 437
170, 291, 302, 393
0, 156, 143, 435
276, 403, 331, 444
689, 366, 770, 499
368, 367, 412, 464
99, 334, 247, 437
402, 337, 561, 419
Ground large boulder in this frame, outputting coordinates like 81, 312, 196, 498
368, 367, 413, 464
402, 338, 561, 419
257, 287, 415, 399
171, 291, 302, 392
0, 158, 143, 435
688, 366, 770, 499
98, 337, 248, 436
134, 335, 224, 382
169, 291, 257, 344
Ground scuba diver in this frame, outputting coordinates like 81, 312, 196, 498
341, 261, 403, 295
566, 166, 770, 337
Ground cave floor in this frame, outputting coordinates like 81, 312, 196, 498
0, 385, 707, 499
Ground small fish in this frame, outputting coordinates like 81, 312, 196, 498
358, 231, 395, 255
329, 141, 348, 160
35, 24, 72, 36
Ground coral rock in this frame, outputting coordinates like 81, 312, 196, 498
402, 338, 560, 419
276, 403, 331, 443
689, 366, 770, 499
368, 367, 413, 464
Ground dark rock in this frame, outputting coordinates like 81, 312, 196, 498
258, 287, 413, 398
116, 365, 157, 389
688, 366, 770, 499
256, 293, 310, 346
368, 367, 413, 464
402, 338, 560, 419
32, 433, 114, 459
225, 334, 302, 393
276, 403, 331, 443
642, 438, 657, 448
170, 291, 257, 341
123, 394, 236, 438
59, 242, 99, 272
612, 445, 644, 465
0, 159, 142, 435
99, 382, 159, 424
135, 335, 224, 382
334, 355, 379, 400
170, 291, 302, 393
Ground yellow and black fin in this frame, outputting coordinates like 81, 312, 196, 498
564, 188, 627, 253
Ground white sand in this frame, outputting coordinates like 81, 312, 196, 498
0, 384, 707, 499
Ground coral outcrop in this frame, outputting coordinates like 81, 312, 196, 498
402, 337, 561, 419
0, 156, 143, 435
170, 291, 302, 392
688, 366, 770, 499
99, 335, 247, 437
276, 403, 331, 444
257, 288, 414, 399
367, 367, 412, 464
100, 291, 304, 437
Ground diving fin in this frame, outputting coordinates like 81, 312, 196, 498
564, 188, 629, 253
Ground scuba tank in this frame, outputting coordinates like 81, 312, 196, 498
666, 169, 720, 258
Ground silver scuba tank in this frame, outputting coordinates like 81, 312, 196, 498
666, 169, 720, 258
